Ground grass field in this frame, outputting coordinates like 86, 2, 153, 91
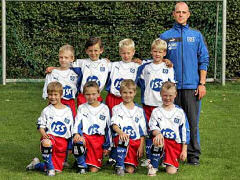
0, 81, 240, 180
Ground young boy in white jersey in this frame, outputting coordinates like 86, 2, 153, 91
111, 79, 147, 176
26, 82, 74, 176
42, 44, 79, 117
136, 38, 175, 166
105, 38, 140, 114
148, 81, 189, 176
72, 81, 111, 174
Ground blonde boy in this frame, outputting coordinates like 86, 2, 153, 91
148, 81, 189, 176
136, 38, 175, 165
26, 82, 74, 176
42, 44, 79, 117
105, 38, 140, 114
111, 79, 147, 176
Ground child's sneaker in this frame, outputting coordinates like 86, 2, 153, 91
26, 157, 40, 170
148, 164, 157, 176
140, 159, 150, 167
47, 169, 55, 176
115, 167, 125, 176
77, 168, 86, 174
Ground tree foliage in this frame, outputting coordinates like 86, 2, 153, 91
2, 1, 239, 78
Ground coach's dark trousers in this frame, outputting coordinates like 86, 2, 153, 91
175, 89, 201, 162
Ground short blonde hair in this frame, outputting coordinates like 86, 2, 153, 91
151, 38, 167, 51
120, 79, 137, 92
83, 81, 100, 94
59, 44, 75, 59
47, 81, 63, 95
160, 81, 177, 94
119, 38, 135, 50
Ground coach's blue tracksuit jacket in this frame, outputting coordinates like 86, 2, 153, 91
160, 23, 209, 90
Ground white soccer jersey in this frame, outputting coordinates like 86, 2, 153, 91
136, 62, 175, 106
42, 69, 78, 100
73, 103, 111, 136
106, 61, 140, 97
149, 105, 189, 144
72, 58, 111, 93
37, 104, 74, 139
111, 103, 147, 140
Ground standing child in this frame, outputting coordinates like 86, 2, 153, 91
26, 82, 74, 176
72, 81, 111, 174
148, 81, 190, 176
136, 38, 175, 166
71, 37, 111, 107
105, 38, 140, 114
42, 44, 79, 117
111, 79, 147, 176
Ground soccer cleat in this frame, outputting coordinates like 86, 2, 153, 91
115, 167, 125, 176
47, 169, 55, 176
147, 164, 157, 176
140, 159, 150, 167
26, 157, 40, 170
77, 168, 86, 174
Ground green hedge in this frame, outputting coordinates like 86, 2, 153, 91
2, 1, 239, 78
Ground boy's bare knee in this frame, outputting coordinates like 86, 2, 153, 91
41, 139, 52, 147
89, 166, 99, 173
125, 165, 135, 174
166, 166, 177, 174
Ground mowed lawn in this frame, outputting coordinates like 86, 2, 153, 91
0, 81, 239, 180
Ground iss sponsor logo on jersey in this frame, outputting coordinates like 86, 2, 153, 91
161, 128, 176, 140
63, 85, 73, 99
114, 78, 124, 90
130, 68, 135, 73
150, 78, 163, 91
162, 69, 169, 74
174, 118, 180, 124
123, 126, 137, 139
100, 67, 105, 72
99, 114, 106, 120
86, 76, 101, 87
88, 124, 100, 134
51, 121, 67, 136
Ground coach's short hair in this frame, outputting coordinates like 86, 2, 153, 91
47, 81, 63, 95
119, 38, 135, 50
120, 79, 137, 92
151, 38, 167, 51
59, 44, 75, 58
160, 81, 177, 94
83, 81, 100, 94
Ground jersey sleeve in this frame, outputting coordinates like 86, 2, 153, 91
139, 109, 147, 137
198, 32, 209, 71
149, 109, 161, 132
42, 74, 52, 100
103, 108, 112, 150
168, 67, 176, 83
37, 109, 47, 129
72, 107, 83, 135
179, 110, 190, 144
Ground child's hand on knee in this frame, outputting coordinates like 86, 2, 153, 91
73, 134, 86, 146
119, 132, 129, 142
153, 133, 164, 147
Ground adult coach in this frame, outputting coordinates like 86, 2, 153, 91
160, 2, 209, 165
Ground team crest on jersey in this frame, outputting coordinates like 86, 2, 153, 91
114, 78, 124, 91
162, 69, 169, 74
63, 85, 73, 99
51, 121, 67, 136
150, 78, 163, 91
87, 76, 101, 87
123, 126, 137, 139
88, 124, 100, 134
130, 68, 135, 73
100, 67, 105, 72
168, 42, 177, 50
187, 37, 195, 42
99, 115, 106, 120
174, 118, 180, 124
135, 117, 139, 123
64, 118, 70, 124
70, 76, 75, 81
